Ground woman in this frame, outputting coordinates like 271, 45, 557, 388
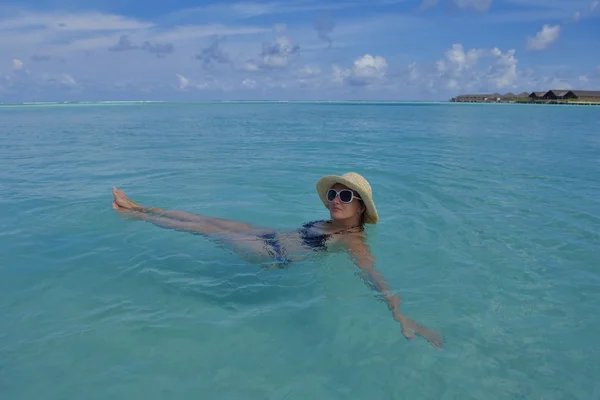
112, 172, 443, 348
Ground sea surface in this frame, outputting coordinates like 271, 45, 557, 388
1, 101, 599, 399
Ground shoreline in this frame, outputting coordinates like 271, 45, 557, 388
452, 100, 600, 106
451, 89, 600, 106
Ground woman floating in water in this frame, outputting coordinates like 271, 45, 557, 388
112, 172, 443, 348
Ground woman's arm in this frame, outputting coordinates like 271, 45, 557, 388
344, 235, 406, 319
344, 235, 443, 348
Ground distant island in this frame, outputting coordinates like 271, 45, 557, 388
450, 90, 600, 105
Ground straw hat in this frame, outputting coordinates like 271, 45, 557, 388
316, 172, 379, 224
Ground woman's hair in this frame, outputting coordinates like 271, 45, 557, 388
358, 200, 366, 228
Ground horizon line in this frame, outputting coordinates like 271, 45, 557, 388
0, 99, 454, 106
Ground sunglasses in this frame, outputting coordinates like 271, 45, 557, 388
326, 189, 361, 203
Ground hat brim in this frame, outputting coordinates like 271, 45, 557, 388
316, 175, 379, 224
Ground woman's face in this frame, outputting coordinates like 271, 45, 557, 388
327, 183, 364, 222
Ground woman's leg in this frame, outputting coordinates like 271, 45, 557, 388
112, 201, 276, 264
112, 187, 256, 234
155, 210, 256, 232
113, 203, 228, 235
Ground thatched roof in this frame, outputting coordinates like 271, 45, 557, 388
570, 90, 600, 97
543, 89, 600, 98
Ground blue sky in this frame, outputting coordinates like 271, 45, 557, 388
1, 0, 599, 102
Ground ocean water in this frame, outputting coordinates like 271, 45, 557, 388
1, 101, 599, 399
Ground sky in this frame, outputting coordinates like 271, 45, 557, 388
0, 0, 599, 102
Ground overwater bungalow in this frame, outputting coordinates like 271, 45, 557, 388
451, 89, 600, 104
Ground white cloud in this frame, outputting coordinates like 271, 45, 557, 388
57, 73, 76, 86
503, 0, 587, 10
591, 1, 599, 11
0, 5, 425, 102
434, 44, 488, 91
170, 73, 227, 91
167, 0, 408, 22
545, 77, 572, 89
527, 24, 560, 50
296, 65, 321, 77
422, 42, 597, 96
265, 35, 299, 67
52, 34, 125, 54
241, 78, 257, 89
333, 54, 388, 86
230, 2, 277, 17
241, 61, 260, 72
1, 68, 78, 100
428, 43, 520, 92
12, 58, 23, 70
408, 62, 419, 83
447, 78, 459, 89
0, 8, 269, 57
0, 11, 153, 32
150, 24, 269, 44
480, 0, 594, 23
420, 0, 493, 11
261, 53, 287, 68
489, 48, 518, 88
243, 32, 300, 70
0, 2, 595, 102
175, 73, 189, 89
354, 54, 387, 72
293, 65, 323, 88
439, 44, 482, 73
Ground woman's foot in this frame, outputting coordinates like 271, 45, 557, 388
112, 187, 162, 213
112, 187, 143, 211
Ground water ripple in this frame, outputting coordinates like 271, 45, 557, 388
1, 102, 600, 399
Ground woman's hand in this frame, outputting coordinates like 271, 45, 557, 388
394, 313, 444, 349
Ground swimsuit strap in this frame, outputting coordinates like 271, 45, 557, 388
332, 225, 363, 235
303, 220, 362, 234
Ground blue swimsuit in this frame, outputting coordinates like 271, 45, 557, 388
298, 220, 331, 251
258, 220, 331, 267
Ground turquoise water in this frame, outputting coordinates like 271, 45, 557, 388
1, 102, 599, 399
